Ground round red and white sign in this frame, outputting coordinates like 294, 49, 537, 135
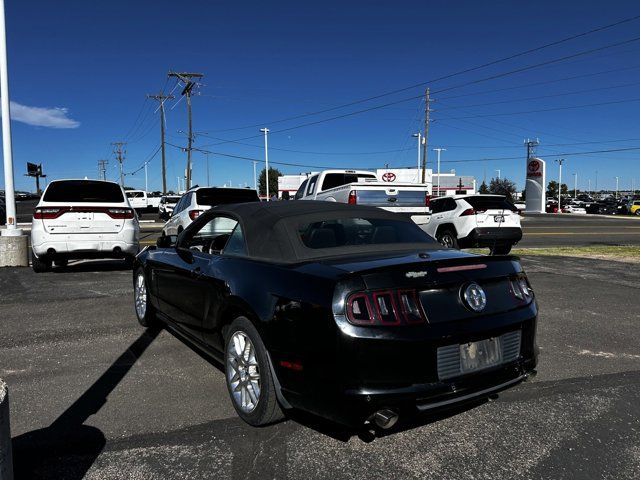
381, 172, 396, 182
528, 160, 540, 173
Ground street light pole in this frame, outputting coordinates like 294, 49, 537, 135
253, 161, 257, 191
495, 169, 501, 180
260, 128, 270, 200
0, 0, 19, 235
615, 176, 619, 199
433, 148, 446, 197
573, 173, 577, 198
555, 159, 564, 213
412, 133, 422, 176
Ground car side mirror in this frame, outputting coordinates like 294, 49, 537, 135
157, 235, 177, 248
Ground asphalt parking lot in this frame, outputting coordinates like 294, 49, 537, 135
1, 255, 638, 479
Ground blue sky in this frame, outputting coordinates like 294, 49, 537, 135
1, 0, 639, 193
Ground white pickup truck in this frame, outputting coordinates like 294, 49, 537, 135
295, 169, 431, 225
125, 190, 162, 213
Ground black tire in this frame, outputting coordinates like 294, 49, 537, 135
124, 255, 135, 269
635, 210, 640, 216
490, 243, 513, 255
54, 259, 68, 268
31, 249, 51, 273
133, 267, 160, 328
437, 229, 459, 249
224, 316, 284, 426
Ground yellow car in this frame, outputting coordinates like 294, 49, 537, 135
630, 200, 640, 216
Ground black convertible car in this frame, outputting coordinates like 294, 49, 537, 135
133, 202, 538, 428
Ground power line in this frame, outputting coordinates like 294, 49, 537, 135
205, 15, 640, 133
125, 145, 162, 176
436, 81, 640, 111
198, 35, 640, 146
437, 96, 640, 120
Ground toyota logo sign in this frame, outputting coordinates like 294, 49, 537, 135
381, 172, 396, 182
527, 160, 542, 177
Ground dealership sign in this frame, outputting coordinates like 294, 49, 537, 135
381, 172, 397, 182
525, 157, 546, 213
527, 159, 542, 177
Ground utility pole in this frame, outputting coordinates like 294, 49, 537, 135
525, 138, 540, 160
421, 88, 432, 184
147, 94, 174, 194
555, 159, 565, 212
588, 179, 591, 196
615, 176, 619, 199
495, 169, 501, 180
111, 142, 126, 187
260, 128, 270, 199
168, 72, 204, 190
595, 170, 598, 193
433, 148, 446, 197
98, 159, 108, 181
573, 173, 577, 198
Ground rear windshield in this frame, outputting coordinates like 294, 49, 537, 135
465, 196, 517, 211
126, 191, 145, 198
43, 181, 124, 203
298, 217, 435, 249
196, 188, 259, 206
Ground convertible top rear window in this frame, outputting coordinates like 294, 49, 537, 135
43, 181, 124, 203
196, 188, 259, 206
298, 217, 435, 249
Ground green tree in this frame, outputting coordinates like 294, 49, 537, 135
488, 177, 516, 201
258, 167, 282, 198
547, 181, 568, 198
478, 181, 489, 194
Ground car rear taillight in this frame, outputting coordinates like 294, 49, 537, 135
106, 208, 134, 219
509, 276, 533, 303
347, 190, 357, 205
33, 207, 65, 219
346, 289, 427, 326
189, 209, 203, 220
425, 194, 431, 207
460, 208, 475, 216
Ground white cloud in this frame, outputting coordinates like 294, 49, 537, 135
5, 101, 80, 128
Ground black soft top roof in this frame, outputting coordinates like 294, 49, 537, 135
205, 201, 438, 263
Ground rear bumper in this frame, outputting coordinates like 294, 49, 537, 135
277, 303, 538, 427
459, 227, 522, 248
31, 228, 139, 258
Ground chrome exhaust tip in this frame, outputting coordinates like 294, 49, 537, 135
371, 409, 399, 430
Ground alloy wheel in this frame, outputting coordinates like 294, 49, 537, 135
441, 234, 454, 248
227, 331, 261, 413
135, 273, 147, 319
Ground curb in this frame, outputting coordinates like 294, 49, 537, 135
0, 379, 13, 480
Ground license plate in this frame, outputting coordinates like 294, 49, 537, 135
460, 338, 502, 373
494, 215, 505, 222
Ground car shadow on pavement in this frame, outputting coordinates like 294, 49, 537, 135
11, 327, 160, 479
52, 259, 132, 273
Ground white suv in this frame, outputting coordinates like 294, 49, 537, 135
424, 194, 522, 255
158, 194, 181, 220
31, 179, 139, 272
163, 187, 259, 236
